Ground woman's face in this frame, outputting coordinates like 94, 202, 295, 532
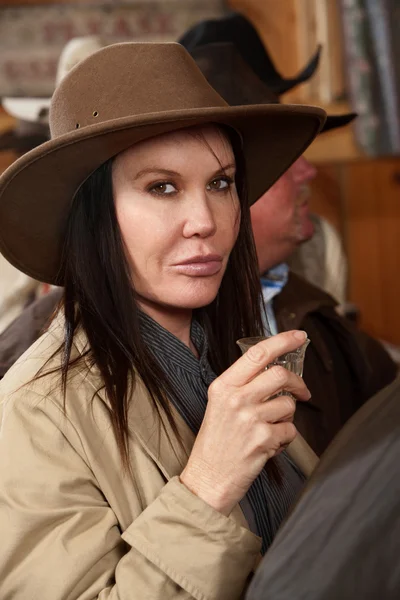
112, 125, 240, 315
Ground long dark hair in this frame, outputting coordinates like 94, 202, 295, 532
55, 126, 265, 467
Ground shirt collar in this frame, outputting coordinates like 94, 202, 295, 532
138, 311, 211, 378
260, 263, 289, 304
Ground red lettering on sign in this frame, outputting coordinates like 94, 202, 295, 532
4, 60, 19, 81
42, 21, 76, 44
136, 12, 175, 35
2, 58, 57, 82
113, 17, 132, 38
155, 13, 175, 34
86, 19, 102, 36
137, 14, 152, 34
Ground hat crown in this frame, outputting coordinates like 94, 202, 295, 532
179, 13, 321, 95
50, 42, 227, 138
191, 43, 279, 106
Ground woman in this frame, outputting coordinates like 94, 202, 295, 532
0, 43, 325, 599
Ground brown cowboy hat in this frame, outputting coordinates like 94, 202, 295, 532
0, 42, 325, 285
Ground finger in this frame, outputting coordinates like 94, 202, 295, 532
265, 421, 297, 451
220, 330, 308, 388
256, 395, 296, 423
244, 365, 311, 403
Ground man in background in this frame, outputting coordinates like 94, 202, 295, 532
179, 13, 397, 455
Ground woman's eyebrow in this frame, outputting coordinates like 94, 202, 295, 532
211, 163, 236, 176
133, 167, 181, 180
133, 163, 236, 181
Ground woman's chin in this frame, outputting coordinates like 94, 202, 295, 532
139, 278, 223, 312
166, 285, 220, 310
176, 294, 218, 310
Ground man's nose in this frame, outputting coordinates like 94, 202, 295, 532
291, 156, 317, 184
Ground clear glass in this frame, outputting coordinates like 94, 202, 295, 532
236, 335, 319, 477
236, 335, 310, 397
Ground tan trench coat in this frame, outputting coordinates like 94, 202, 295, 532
0, 322, 262, 600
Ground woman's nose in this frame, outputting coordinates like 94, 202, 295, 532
182, 193, 217, 239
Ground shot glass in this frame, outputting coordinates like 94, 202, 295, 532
237, 335, 310, 397
236, 334, 318, 477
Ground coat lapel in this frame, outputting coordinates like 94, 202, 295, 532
129, 379, 250, 528
129, 375, 195, 479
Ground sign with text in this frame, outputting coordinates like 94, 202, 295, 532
0, 2, 226, 96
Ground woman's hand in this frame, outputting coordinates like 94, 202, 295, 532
180, 330, 311, 516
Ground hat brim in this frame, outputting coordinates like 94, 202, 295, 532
0, 103, 325, 284
2, 97, 51, 123
322, 112, 357, 133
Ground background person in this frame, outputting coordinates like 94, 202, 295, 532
179, 14, 397, 456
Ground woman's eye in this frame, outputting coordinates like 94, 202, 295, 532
207, 177, 232, 191
149, 182, 177, 195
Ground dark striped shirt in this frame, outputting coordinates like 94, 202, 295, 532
139, 312, 305, 553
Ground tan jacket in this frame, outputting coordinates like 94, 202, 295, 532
0, 322, 261, 600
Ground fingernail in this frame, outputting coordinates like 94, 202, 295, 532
293, 330, 307, 341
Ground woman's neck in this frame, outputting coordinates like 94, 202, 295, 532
138, 298, 196, 352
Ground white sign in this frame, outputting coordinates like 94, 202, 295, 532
0, 2, 226, 96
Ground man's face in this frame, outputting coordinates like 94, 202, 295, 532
250, 157, 317, 274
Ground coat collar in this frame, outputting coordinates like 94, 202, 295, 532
274, 271, 337, 331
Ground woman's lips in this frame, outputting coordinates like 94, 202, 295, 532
173, 256, 223, 276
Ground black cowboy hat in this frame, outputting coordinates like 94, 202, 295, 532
179, 13, 356, 133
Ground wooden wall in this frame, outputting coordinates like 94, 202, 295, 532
306, 158, 400, 344
230, 0, 400, 344
343, 159, 400, 344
